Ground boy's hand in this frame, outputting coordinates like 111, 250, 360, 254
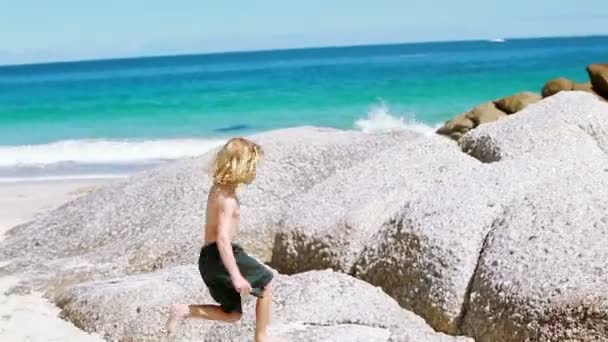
232, 275, 252, 294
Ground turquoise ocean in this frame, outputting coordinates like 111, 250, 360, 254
1, 36, 607, 182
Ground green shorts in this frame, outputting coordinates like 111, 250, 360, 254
198, 242, 273, 313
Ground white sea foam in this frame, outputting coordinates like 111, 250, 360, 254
0, 106, 441, 183
354, 101, 439, 135
0, 138, 226, 167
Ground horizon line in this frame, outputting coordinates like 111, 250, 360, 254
1, 33, 607, 68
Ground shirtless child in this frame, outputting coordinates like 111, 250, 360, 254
166, 137, 275, 342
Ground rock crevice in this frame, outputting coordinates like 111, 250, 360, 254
456, 213, 506, 333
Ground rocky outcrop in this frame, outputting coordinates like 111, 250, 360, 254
587, 63, 608, 99
572, 81, 593, 92
438, 63, 606, 140
436, 95, 539, 140
541, 77, 575, 97
461, 172, 608, 342
457, 91, 608, 341
0, 127, 417, 295
274, 92, 608, 339
57, 267, 472, 342
542, 77, 595, 98
466, 102, 507, 125
494, 92, 542, 114
272, 136, 480, 275
272, 134, 506, 334
437, 102, 509, 140
436, 114, 475, 139
460, 91, 608, 163
5, 91, 608, 341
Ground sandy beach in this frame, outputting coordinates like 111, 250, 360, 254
0, 179, 113, 342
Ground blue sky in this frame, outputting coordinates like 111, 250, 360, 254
1, 0, 607, 65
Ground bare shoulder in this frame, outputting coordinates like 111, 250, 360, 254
209, 185, 238, 214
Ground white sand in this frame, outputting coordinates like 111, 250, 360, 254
0, 179, 114, 342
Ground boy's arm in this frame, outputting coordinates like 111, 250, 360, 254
215, 198, 243, 281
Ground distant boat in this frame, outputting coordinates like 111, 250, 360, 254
489, 38, 506, 43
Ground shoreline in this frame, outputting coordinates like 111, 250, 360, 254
0, 178, 114, 342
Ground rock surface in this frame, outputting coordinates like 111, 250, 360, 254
460, 91, 608, 163
438, 62, 606, 139
461, 171, 608, 342
572, 81, 594, 92
0, 127, 417, 294
272, 135, 478, 274
436, 96, 533, 140
587, 63, 608, 99
466, 102, 507, 125
457, 91, 608, 341
56, 268, 471, 342
436, 114, 474, 137
541, 77, 574, 97
273, 134, 504, 334
494, 92, 542, 114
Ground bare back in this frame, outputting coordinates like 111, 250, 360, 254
204, 183, 240, 246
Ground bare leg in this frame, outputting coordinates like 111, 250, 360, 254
255, 283, 272, 342
166, 303, 241, 335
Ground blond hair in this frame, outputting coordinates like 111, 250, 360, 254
210, 137, 263, 186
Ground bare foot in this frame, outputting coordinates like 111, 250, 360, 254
166, 304, 189, 336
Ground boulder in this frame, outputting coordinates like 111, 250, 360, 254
466, 102, 507, 125
436, 114, 474, 136
541, 77, 574, 97
572, 82, 594, 92
351, 164, 504, 334
587, 63, 608, 99
493, 92, 542, 114
453, 90, 608, 341
449, 131, 464, 141
56, 267, 472, 342
273, 134, 504, 334
460, 91, 608, 163
461, 171, 608, 342
436, 103, 507, 140
0, 127, 418, 295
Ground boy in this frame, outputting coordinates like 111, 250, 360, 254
167, 137, 275, 342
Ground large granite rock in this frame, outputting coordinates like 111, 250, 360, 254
0, 127, 417, 294
455, 91, 608, 341
273, 136, 477, 273
273, 134, 504, 334
273, 92, 608, 338
587, 63, 608, 99
461, 171, 608, 342
56, 267, 471, 342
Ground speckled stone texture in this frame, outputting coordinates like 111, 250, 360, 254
458, 92, 608, 342
0, 127, 416, 294
57, 268, 471, 342
272, 135, 504, 334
